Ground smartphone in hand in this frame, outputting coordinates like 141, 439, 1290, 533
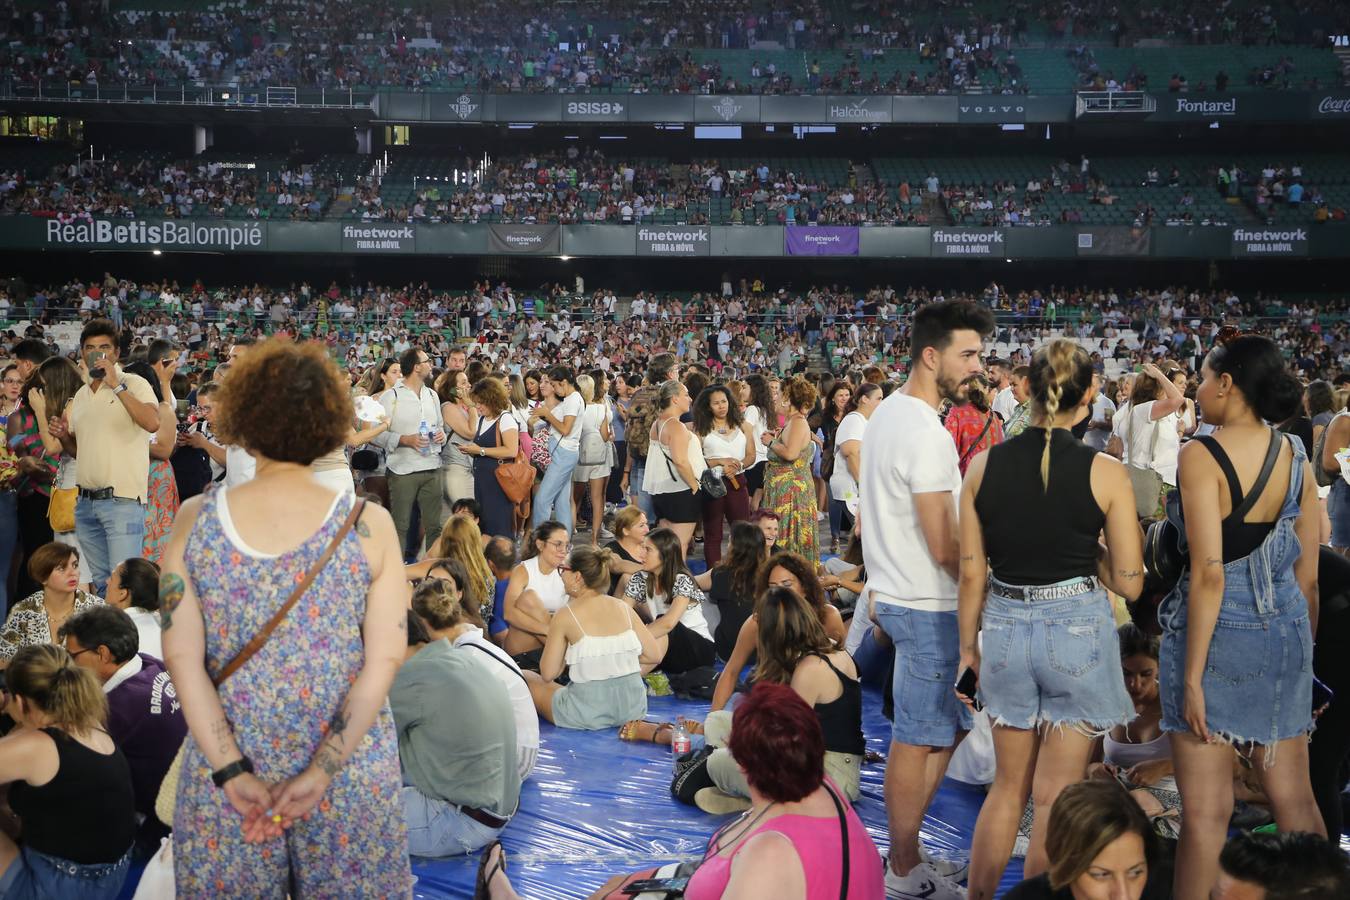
955, 666, 981, 711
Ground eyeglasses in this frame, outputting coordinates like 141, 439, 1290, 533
68, 646, 98, 660
2, 379, 22, 386
556, 564, 573, 574
545, 540, 572, 552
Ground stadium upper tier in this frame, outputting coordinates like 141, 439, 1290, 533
1, 1, 1345, 94
4, 147, 1347, 228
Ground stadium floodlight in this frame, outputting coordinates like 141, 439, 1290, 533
152, 249, 162, 256
559, 256, 572, 261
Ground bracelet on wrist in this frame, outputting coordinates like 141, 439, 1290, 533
212, 756, 254, 788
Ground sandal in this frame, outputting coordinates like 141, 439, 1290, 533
474, 840, 506, 900
619, 720, 674, 744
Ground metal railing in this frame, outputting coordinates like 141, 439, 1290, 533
0, 80, 376, 110
1075, 90, 1157, 116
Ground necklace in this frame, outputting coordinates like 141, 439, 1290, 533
703, 800, 777, 861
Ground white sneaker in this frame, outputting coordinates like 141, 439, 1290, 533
920, 847, 970, 882
885, 861, 967, 900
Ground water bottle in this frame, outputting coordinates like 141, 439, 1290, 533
670, 718, 692, 770
418, 420, 432, 456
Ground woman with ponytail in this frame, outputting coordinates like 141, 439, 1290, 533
0, 644, 136, 896
1158, 334, 1324, 899
957, 338, 1145, 899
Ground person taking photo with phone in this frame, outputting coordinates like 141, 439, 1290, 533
48, 319, 160, 594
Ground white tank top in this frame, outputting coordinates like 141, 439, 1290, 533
522, 556, 568, 613
1103, 729, 1170, 769
643, 419, 707, 495
563, 604, 643, 684
701, 425, 747, 463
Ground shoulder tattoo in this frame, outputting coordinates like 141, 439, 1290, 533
159, 572, 186, 631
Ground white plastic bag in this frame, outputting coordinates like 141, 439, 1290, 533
132, 837, 175, 900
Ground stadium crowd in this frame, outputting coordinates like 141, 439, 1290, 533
0, 267, 1345, 897
1, 0, 1346, 94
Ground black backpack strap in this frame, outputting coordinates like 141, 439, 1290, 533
1192, 435, 1243, 514
825, 782, 850, 900
463, 641, 529, 686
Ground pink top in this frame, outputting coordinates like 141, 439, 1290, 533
684, 792, 884, 900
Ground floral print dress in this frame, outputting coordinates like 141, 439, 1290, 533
762, 417, 820, 563
173, 490, 412, 898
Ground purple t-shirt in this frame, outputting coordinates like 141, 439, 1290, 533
106, 653, 188, 819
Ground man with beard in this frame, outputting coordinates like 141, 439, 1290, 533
861, 299, 993, 900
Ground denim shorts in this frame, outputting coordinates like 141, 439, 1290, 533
0, 846, 130, 899
977, 584, 1134, 732
875, 604, 972, 747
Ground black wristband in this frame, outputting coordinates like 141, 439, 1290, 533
212, 756, 254, 788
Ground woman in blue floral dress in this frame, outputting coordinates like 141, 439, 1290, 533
161, 340, 412, 898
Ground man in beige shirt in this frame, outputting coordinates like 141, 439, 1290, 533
52, 319, 159, 593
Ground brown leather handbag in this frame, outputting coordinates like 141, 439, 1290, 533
492, 415, 535, 507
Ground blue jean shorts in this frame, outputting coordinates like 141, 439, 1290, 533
875, 604, 972, 747
0, 846, 130, 899
977, 583, 1134, 732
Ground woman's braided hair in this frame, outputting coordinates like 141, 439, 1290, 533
1029, 339, 1094, 492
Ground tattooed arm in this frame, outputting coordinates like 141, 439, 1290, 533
271, 501, 410, 820
1092, 452, 1146, 601
159, 496, 281, 842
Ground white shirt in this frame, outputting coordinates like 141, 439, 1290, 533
1114, 401, 1180, 485
126, 607, 163, 660
829, 411, 867, 504
992, 386, 1018, 422
549, 391, 585, 452
860, 392, 962, 611
1084, 394, 1117, 452
452, 629, 540, 778
377, 382, 445, 475
743, 405, 770, 465
103, 654, 144, 693
224, 444, 256, 488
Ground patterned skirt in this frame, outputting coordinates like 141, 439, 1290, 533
142, 458, 180, 565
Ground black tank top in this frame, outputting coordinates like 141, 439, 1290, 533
974, 428, 1105, 586
810, 653, 865, 756
10, 728, 136, 864
1191, 435, 1280, 563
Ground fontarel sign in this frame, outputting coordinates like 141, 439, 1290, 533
1230, 226, 1309, 257
931, 228, 1006, 256
44, 219, 264, 251
342, 224, 415, 253
635, 226, 711, 256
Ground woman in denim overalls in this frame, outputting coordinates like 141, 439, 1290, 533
1158, 335, 1324, 899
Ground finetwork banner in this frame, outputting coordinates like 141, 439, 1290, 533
930, 228, 1006, 257
1230, 226, 1309, 257
784, 226, 858, 256
635, 226, 711, 256
43, 219, 265, 251
487, 224, 560, 255
342, 224, 415, 253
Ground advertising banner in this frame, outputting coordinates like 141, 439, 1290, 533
1076, 226, 1151, 257
761, 95, 829, 123
628, 94, 696, 122
39, 218, 266, 252
693, 95, 760, 123
635, 225, 711, 256
1230, 226, 1309, 257
825, 97, 892, 124
1310, 94, 1350, 118
341, 223, 415, 253
930, 228, 1006, 257
956, 100, 1027, 124
487, 224, 560, 255
433, 93, 483, 122
784, 226, 858, 256
562, 98, 631, 122
1147, 93, 1301, 122
487, 94, 563, 122
892, 96, 959, 124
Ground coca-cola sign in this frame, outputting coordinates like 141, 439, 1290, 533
1313, 95, 1350, 116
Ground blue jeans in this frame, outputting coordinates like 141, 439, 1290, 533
533, 444, 578, 532
0, 845, 129, 899
402, 786, 504, 857
0, 491, 17, 611
75, 496, 146, 593
630, 462, 656, 524
828, 496, 853, 540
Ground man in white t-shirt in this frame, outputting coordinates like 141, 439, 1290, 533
860, 300, 992, 899
1083, 373, 1117, 452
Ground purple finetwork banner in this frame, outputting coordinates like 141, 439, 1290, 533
784, 226, 859, 256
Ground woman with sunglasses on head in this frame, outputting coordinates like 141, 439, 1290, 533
1158, 334, 1324, 899
501, 521, 571, 659
643, 380, 707, 558
692, 384, 756, 568
523, 545, 661, 731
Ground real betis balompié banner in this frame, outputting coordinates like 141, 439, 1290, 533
40, 218, 267, 251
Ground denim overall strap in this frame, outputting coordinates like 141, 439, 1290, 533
1245, 434, 1304, 617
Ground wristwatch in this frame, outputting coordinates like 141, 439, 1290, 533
112, 383, 129, 396
212, 756, 255, 788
